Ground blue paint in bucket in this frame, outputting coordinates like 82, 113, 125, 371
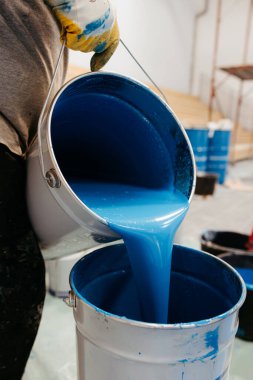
206, 130, 231, 184
51, 74, 194, 198
185, 128, 209, 172
71, 244, 244, 324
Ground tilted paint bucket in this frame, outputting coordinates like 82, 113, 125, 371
185, 128, 209, 172
27, 72, 195, 259
69, 243, 246, 380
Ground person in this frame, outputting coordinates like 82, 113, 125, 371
0, 1, 119, 379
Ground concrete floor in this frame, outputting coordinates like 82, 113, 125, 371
23, 159, 253, 380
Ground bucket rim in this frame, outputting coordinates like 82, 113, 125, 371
45, 71, 196, 218
70, 243, 247, 330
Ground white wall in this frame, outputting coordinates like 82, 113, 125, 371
195, 0, 253, 89
69, 0, 253, 129
195, 0, 253, 130
69, 0, 200, 93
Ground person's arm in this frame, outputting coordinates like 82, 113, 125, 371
46, 0, 119, 71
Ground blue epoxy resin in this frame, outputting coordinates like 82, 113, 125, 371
69, 180, 188, 323
235, 267, 253, 290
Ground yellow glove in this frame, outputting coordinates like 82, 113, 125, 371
46, 0, 119, 71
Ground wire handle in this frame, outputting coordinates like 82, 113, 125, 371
37, 40, 168, 179
120, 39, 168, 104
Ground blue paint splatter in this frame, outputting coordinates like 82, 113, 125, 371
205, 327, 219, 357
178, 359, 187, 364
178, 328, 219, 365
81, 9, 110, 37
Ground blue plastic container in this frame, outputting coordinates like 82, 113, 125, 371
185, 128, 209, 172
206, 130, 231, 185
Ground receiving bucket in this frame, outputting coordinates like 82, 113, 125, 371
206, 127, 231, 185
185, 128, 209, 172
219, 252, 253, 341
69, 243, 246, 380
27, 72, 195, 259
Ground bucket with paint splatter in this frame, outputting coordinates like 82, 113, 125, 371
69, 243, 246, 380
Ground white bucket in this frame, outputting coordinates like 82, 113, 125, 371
69, 243, 246, 380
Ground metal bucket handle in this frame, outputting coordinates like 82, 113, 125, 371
37, 40, 168, 182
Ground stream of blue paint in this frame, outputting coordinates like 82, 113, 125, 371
69, 180, 189, 323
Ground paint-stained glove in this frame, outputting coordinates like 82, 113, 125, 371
46, 0, 119, 71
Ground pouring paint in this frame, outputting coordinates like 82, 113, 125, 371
69, 180, 189, 323
48, 72, 195, 323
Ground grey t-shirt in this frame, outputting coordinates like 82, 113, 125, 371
0, 1, 68, 156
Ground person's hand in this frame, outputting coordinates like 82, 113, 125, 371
46, 0, 119, 71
